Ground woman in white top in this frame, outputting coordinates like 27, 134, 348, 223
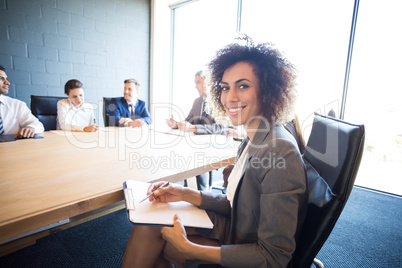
57, 79, 98, 132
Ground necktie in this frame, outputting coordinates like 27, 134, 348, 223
129, 104, 135, 120
198, 99, 207, 125
200, 99, 206, 119
0, 115, 4, 135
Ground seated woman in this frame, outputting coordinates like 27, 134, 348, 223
57, 79, 98, 132
121, 35, 308, 268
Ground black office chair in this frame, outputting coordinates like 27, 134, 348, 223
103, 97, 118, 127
185, 113, 365, 268
31, 95, 64, 131
291, 113, 365, 268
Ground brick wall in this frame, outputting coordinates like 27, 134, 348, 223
0, 0, 150, 126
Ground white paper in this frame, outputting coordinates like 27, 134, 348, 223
125, 180, 213, 229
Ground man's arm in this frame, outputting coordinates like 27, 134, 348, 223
111, 98, 124, 126
193, 123, 226, 135
135, 100, 152, 124
17, 102, 44, 135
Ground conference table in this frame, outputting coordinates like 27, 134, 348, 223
0, 127, 238, 243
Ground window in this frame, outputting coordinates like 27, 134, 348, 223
241, 0, 355, 131
345, 0, 402, 195
169, 0, 238, 120
152, 0, 402, 195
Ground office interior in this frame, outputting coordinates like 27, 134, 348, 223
0, 0, 401, 265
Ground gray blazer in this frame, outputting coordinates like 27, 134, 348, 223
197, 120, 307, 267
185, 96, 225, 135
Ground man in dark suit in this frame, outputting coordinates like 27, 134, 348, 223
166, 71, 225, 191
166, 71, 224, 134
111, 78, 151, 127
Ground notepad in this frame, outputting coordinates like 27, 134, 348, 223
123, 180, 213, 229
0, 134, 43, 142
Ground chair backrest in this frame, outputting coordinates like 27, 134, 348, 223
31, 95, 64, 131
284, 117, 306, 154
292, 113, 365, 267
103, 97, 118, 127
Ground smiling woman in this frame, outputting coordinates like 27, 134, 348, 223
121, 35, 307, 268
219, 62, 263, 130
56, 79, 98, 132
207, 36, 297, 134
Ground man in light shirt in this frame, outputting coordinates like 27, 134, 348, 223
0, 65, 44, 138
111, 78, 151, 127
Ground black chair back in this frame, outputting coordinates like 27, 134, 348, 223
103, 97, 119, 127
31, 95, 64, 131
292, 113, 365, 267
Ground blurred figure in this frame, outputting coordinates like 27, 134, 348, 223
57, 79, 98, 132
166, 70, 225, 135
112, 78, 151, 128
0, 65, 44, 138
167, 71, 225, 191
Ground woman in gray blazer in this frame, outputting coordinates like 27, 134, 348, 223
122, 35, 308, 268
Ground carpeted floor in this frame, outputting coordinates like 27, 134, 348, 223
315, 187, 402, 267
0, 187, 401, 267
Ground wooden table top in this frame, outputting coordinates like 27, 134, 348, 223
0, 127, 238, 242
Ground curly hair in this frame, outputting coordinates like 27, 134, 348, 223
205, 35, 297, 124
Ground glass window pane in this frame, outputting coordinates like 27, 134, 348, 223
345, 0, 402, 195
171, 0, 238, 120
241, 0, 355, 135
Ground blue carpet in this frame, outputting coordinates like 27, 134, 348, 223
315, 187, 402, 267
0, 187, 401, 267
0, 209, 133, 267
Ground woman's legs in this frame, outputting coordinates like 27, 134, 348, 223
121, 226, 221, 268
162, 230, 221, 268
121, 225, 169, 268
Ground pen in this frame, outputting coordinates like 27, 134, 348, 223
138, 182, 169, 203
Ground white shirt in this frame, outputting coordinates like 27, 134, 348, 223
226, 140, 250, 207
0, 94, 44, 135
57, 99, 95, 131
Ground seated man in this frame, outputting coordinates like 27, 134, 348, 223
111, 78, 151, 127
0, 65, 44, 138
167, 70, 225, 134
167, 71, 226, 191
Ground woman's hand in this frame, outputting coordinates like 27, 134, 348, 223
149, 181, 202, 206
161, 214, 190, 254
84, 125, 99, 132
148, 182, 185, 203
161, 214, 222, 264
